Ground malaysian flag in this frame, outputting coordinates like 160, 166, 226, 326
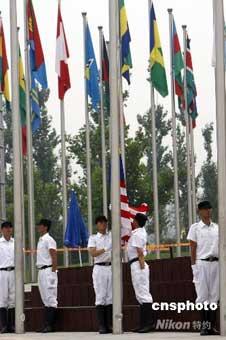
120, 157, 150, 243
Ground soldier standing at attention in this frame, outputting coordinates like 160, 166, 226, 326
0, 221, 15, 333
36, 219, 58, 333
88, 216, 112, 334
127, 213, 155, 333
187, 201, 219, 336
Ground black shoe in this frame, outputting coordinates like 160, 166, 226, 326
208, 309, 219, 335
105, 305, 112, 333
41, 325, 54, 333
37, 307, 57, 333
137, 303, 155, 333
96, 305, 108, 334
200, 309, 209, 336
0, 308, 8, 334
7, 308, 15, 333
200, 329, 209, 336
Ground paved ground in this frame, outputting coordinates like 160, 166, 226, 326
0, 333, 222, 340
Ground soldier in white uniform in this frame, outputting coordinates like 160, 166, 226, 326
88, 216, 112, 334
127, 213, 155, 333
187, 201, 219, 336
36, 219, 58, 333
0, 222, 15, 333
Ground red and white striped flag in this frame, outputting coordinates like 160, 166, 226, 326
55, 1, 71, 100
120, 157, 132, 243
120, 157, 150, 243
129, 203, 149, 220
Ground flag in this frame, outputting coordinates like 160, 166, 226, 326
120, 0, 132, 84
120, 156, 132, 243
149, 3, 168, 97
0, 16, 10, 109
85, 22, 100, 111
64, 191, 89, 248
102, 34, 110, 113
27, 0, 48, 132
55, 1, 71, 100
186, 34, 198, 127
19, 47, 27, 156
172, 18, 183, 109
129, 203, 149, 221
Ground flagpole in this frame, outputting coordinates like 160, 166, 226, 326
10, 0, 24, 333
149, 0, 160, 259
109, 0, 123, 334
17, 25, 27, 282
168, 9, 181, 257
0, 91, 6, 222
213, 0, 226, 335
98, 26, 108, 218
24, 0, 36, 282
82, 13, 93, 243
60, 99, 69, 267
119, 81, 126, 174
190, 117, 196, 222
182, 25, 192, 229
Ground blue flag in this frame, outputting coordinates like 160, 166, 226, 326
85, 23, 100, 111
64, 191, 89, 248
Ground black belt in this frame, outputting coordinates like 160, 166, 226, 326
201, 257, 218, 262
129, 257, 139, 266
38, 265, 52, 270
95, 262, 111, 266
0, 267, 15, 271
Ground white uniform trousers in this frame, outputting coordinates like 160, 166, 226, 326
130, 261, 153, 305
193, 260, 219, 304
92, 265, 112, 306
0, 271, 15, 308
38, 267, 58, 308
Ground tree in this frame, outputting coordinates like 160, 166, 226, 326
199, 123, 218, 221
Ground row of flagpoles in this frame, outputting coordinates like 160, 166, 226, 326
0, 0, 199, 270
5, 0, 226, 335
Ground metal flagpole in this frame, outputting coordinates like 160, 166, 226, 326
109, 0, 123, 334
182, 25, 192, 229
190, 117, 197, 222
150, 87, 160, 259
60, 99, 68, 267
119, 80, 126, 173
213, 0, 226, 335
10, 0, 24, 333
17, 26, 27, 281
168, 9, 181, 257
82, 13, 93, 242
98, 26, 108, 218
0, 91, 6, 221
149, 0, 160, 259
24, 0, 36, 281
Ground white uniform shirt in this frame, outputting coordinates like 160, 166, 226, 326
187, 220, 219, 259
36, 233, 57, 267
88, 232, 112, 264
0, 237, 14, 268
127, 227, 147, 261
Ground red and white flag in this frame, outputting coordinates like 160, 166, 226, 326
55, 1, 71, 100
120, 156, 150, 243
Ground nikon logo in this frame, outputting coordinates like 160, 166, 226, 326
156, 319, 190, 330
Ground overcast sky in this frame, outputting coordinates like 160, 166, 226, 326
1, 0, 221, 174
